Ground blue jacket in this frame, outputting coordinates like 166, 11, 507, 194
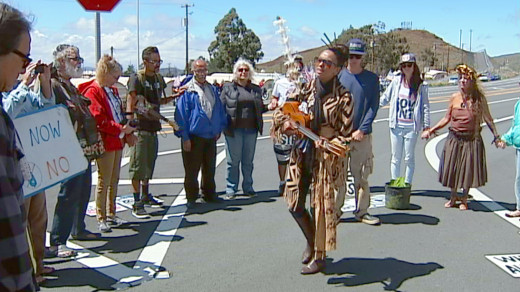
2, 82, 55, 118
379, 74, 430, 133
174, 82, 227, 141
502, 99, 520, 148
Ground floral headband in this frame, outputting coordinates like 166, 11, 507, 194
456, 64, 477, 80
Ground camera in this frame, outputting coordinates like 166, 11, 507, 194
34, 64, 46, 74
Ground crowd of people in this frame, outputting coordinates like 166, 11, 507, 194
1, 2, 518, 290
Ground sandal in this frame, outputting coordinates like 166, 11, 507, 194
505, 210, 520, 218
48, 245, 77, 258
444, 200, 456, 208
71, 230, 101, 241
459, 203, 468, 211
41, 266, 55, 275
36, 275, 46, 285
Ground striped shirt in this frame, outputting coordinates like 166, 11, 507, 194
0, 102, 35, 291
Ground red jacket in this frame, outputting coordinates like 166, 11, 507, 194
78, 79, 125, 151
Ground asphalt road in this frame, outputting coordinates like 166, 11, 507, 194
40, 77, 520, 291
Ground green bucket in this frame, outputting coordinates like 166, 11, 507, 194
385, 182, 411, 210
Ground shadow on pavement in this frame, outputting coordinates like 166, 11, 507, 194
413, 189, 517, 212
185, 190, 278, 215
40, 266, 118, 290
323, 257, 443, 291
340, 212, 439, 225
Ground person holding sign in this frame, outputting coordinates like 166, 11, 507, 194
79, 55, 135, 233
380, 53, 430, 186
0, 3, 36, 291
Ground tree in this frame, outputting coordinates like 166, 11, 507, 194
123, 64, 135, 76
208, 8, 264, 72
420, 47, 438, 69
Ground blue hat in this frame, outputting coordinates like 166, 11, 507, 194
347, 38, 366, 55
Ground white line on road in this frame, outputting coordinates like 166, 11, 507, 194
424, 116, 520, 229
374, 97, 519, 124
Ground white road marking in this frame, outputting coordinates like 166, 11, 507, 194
424, 116, 520, 229
374, 97, 519, 124
73, 134, 273, 287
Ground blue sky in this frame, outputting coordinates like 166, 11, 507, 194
8, 0, 520, 70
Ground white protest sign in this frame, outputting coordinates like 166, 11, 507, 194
486, 254, 520, 278
14, 105, 88, 197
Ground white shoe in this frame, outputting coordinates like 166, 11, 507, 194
98, 220, 112, 233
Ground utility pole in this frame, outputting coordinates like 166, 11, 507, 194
137, 0, 140, 68
459, 29, 462, 49
469, 29, 473, 52
95, 12, 101, 63
182, 4, 194, 74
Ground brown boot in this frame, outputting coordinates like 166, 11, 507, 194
290, 210, 315, 264
302, 244, 313, 265
301, 258, 325, 275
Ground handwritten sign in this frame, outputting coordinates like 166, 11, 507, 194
13, 105, 88, 197
486, 254, 520, 278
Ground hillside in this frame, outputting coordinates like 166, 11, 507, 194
257, 29, 520, 76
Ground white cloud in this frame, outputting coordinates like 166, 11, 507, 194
300, 26, 318, 37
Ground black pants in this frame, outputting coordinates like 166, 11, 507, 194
181, 135, 217, 202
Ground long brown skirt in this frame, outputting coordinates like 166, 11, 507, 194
438, 129, 487, 189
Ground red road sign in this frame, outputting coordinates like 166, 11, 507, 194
77, 0, 121, 12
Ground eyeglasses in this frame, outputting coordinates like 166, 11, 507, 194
68, 56, 84, 64
193, 69, 208, 74
315, 58, 336, 67
349, 55, 362, 59
12, 49, 32, 69
238, 68, 249, 73
401, 63, 414, 68
146, 59, 163, 65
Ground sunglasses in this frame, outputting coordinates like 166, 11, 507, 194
12, 49, 32, 69
194, 69, 208, 74
238, 68, 249, 73
146, 59, 163, 65
349, 55, 362, 59
68, 56, 84, 64
315, 58, 336, 67
401, 63, 414, 68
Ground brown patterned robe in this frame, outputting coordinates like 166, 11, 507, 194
271, 77, 353, 252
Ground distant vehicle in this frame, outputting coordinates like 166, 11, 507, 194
478, 73, 489, 82
448, 76, 458, 85
490, 74, 501, 81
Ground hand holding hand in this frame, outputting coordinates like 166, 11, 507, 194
267, 99, 278, 111
125, 134, 137, 147
352, 130, 364, 142
183, 140, 192, 152
122, 124, 136, 134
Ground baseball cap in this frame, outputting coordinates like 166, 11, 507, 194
399, 53, 416, 64
347, 38, 366, 55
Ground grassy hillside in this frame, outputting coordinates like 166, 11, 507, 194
257, 29, 519, 76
